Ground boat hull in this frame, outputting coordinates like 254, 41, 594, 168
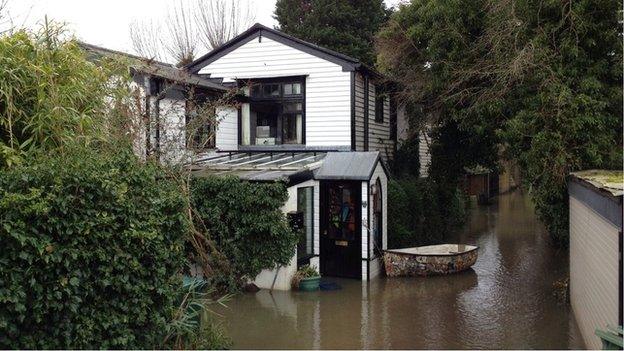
383, 244, 478, 277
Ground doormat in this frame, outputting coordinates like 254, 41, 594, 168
319, 281, 342, 290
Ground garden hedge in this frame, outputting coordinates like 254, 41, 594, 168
388, 177, 467, 249
0, 149, 188, 349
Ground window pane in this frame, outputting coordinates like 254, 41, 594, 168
283, 102, 302, 113
241, 104, 250, 145
297, 187, 314, 259
250, 84, 260, 97
283, 83, 302, 95
283, 84, 292, 95
282, 113, 302, 144
252, 103, 278, 145
263, 84, 280, 97
375, 95, 384, 123
292, 83, 301, 95
328, 185, 356, 240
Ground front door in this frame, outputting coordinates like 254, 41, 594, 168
320, 181, 361, 279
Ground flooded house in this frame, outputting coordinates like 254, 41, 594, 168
83, 24, 424, 288
184, 23, 404, 288
568, 170, 623, 349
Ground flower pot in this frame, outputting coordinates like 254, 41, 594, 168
298, 276, 321, 291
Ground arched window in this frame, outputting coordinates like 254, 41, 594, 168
372, 179, 383, 256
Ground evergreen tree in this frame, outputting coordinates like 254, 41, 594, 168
377, 0, 622, 244
274, 0, 389, 65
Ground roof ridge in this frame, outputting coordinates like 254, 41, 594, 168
76, 41, 175, 68
185, 23, 386, 76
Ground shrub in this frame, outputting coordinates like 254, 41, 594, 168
388, 177, 466, 249
291, 265, 320, 289
0, 148, 188, 349
190, 176, 297, 288
0, 26, 138, 168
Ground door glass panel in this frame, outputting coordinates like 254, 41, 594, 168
328, 184, 357, 240
282, 113, 302, 144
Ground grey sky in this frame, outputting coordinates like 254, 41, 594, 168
6, 0, 403, 60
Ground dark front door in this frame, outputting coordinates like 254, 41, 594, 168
320, 181, 361, 279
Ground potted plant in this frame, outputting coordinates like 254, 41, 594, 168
292, 265, 321, 291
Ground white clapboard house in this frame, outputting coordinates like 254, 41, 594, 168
82, 23, 420, 289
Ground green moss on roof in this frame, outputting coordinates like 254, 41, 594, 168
571, 170, 623, 196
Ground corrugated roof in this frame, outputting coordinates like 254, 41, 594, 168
190, 151, 387, 183
314, 152, 380, 181
191, 151, 326, 181
78, 41, 228, 91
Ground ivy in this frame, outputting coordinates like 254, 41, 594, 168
190, 176, 298, 288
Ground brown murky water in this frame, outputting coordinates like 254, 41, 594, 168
217, 190, 584, 349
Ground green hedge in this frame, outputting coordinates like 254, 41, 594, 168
0, 149, 188, 349
388, 177, 467, 249
190, 176, 297, 286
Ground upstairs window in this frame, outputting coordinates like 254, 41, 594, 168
375, 91, 385, 123
240, 78, 305, 146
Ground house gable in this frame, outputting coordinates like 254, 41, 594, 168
195, 26, 353, 148
186, 23, 361, 74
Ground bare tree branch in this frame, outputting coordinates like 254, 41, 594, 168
0, 0, 12, 35
163, 1, 198, 66
129, 0, 255, 66
195, 0, 256, 50
129, 19, 166, 62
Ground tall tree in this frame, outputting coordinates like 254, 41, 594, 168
274, 0, 389, 65
377, 0, 623, 244
129, 0, 255, 66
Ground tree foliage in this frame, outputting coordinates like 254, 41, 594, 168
388, 177, 466, 249
0, 148, 188, 349
274, 0, 389, 65
0, 24, 139, 168
377, 0, 622, 243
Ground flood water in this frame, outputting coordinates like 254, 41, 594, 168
217, 190, 585, 349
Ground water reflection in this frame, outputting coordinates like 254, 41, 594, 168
217, 190, 584, 349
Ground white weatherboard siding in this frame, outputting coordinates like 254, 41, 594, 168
396, 103, 409, 143
354, 74, 394, 161
369, 161, 388, 259
215, 107, 238, 150
158, 98, 187, 163
361, 181, 369, 280
419, 130, 431, 178
254, 179, 320, 290
355, 73, 366, 150
367, 83, 393, 163
362, 162, 388, 281
199, 36, 352, 147
569, 196, 619, 350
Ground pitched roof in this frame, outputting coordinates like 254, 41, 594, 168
185, 23, 383, 78
190, 151, 388, 183
78, 41, 228, 91
314, 151, 384, 181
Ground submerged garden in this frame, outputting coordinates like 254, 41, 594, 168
0, 25, 298, 349
1, 0, 622, 349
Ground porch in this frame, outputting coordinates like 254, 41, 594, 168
191, 150, 388, 288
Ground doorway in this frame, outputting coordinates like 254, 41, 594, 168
320, 181, 362, 278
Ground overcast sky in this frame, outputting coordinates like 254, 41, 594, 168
5, 0, 403, 61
